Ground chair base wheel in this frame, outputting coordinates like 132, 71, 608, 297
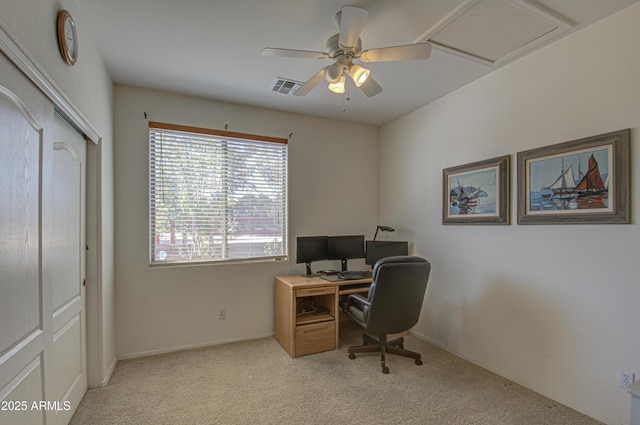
348, 333, 424, 372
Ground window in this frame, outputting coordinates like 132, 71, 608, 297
149, 122, 288, 265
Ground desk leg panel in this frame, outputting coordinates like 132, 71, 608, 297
274, 278, 295, 357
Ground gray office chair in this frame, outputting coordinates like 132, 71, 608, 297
345, 256, 431, 374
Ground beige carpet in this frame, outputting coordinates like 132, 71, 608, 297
70, 326, 602, 425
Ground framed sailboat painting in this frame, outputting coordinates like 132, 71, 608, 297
517, 129, 630, 224
442, 155, 510, 225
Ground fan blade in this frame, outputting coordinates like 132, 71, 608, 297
293, 67, 327, 96
359, 43, 431, 62
262, 48, 328, 60
359, 75, 382, 97
338, 6, 368, 49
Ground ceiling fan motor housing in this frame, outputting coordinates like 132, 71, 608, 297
326, 33, 361, 59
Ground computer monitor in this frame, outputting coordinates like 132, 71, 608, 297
327, 235, 365, 271
365, 240, 409, 266
296, 236, 328, 277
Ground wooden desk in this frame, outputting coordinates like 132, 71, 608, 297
274, 275, 372, 357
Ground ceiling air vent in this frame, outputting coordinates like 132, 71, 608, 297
271, 78, 303, 95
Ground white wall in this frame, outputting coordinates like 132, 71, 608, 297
380, 4, 640, 425
114, 86, 379, 357
0, 0, 116, 387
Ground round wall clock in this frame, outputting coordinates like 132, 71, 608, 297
57, 10, 78, 66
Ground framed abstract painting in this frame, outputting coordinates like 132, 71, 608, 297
517, 129, 630, 224
443, 155, 510, 225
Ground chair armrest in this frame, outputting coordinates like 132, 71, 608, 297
347, 293, 370, 310
346, 293, 371, 325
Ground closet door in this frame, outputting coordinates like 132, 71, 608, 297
45, 115, 87, 425
0, 53, 51, 425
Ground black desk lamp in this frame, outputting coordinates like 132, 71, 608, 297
373, 225, 395, 241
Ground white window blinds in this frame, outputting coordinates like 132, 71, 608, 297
149, 122, 288, 265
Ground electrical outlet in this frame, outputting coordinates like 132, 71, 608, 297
218, 308, 226, 320
619, 370, 635, 388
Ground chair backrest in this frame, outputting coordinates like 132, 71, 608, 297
365, 256, 431, 335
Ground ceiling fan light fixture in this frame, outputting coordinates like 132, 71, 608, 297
328, 75, 345, 93
325, 63, 344, 84
348, 64, 370, 87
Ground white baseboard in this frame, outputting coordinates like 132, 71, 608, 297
117, 332, 275, 360
408, 330, 622, 425
87, 355, 117, 389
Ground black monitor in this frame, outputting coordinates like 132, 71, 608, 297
327, 235, 365, 271
296, 236, 328, 277
365, 240, 409, 266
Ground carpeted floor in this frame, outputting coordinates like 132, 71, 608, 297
70, 326, 602, 424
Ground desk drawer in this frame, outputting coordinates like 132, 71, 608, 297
295, 321, 336, 357
296, 287, 335, 298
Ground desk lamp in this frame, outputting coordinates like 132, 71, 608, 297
373, 225, 395, 241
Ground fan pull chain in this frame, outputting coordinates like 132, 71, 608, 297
342, 81, 351, 112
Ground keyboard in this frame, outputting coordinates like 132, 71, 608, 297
337, 270, 372, 280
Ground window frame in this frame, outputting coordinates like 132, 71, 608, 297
148, 121, 288, 267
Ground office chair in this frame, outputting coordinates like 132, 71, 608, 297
345, 256, 431, 374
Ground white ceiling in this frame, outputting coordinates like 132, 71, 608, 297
75, 0, 638, 127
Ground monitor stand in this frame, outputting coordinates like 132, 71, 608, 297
301, 262, 318, 277
341, 259, 348, 272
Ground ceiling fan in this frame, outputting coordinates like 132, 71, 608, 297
262, 5, 432, 97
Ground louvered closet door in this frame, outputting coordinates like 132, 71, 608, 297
0, 52, 51, 425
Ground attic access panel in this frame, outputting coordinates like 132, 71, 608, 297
422, 0, 572, 65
